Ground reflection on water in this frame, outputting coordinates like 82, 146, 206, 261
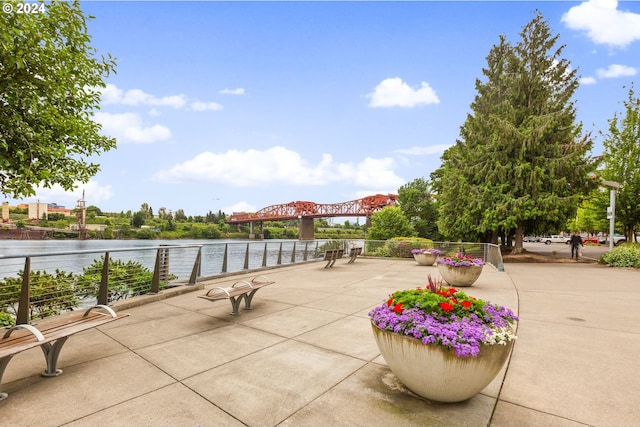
0, 239, 325, 280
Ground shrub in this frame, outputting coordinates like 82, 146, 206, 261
0, 311, 15, 327
601, 244, 640, 268
0, 270, 79, 321
76, 257, 169, 303
388, 237, 434, 258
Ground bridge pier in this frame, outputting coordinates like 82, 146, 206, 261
249, 221, 264, 240
299, 218, 314, 240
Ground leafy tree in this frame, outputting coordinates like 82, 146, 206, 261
139, 203, 153, 220
600, 85, 640, 241
87, 205, 103, 216
174, 209, 187, 221
397, 178, 440, 239
132, 211, 145, 228
0, 1, 117, 198
432, 13, 597, 252
367, 206, 416, 240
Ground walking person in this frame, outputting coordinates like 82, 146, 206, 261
569, 232, 583, 260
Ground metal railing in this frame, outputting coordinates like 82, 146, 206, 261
0, 240, 339, 325
358, 240, 504, 271
0, 239, 503, 326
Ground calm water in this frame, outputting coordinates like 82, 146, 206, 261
0, 239, 325, 280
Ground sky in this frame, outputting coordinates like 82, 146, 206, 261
8, 0, 640, 218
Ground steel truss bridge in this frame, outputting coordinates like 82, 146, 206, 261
228, 194, 398, 224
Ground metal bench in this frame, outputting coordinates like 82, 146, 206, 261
0, 277, 129, 402
322, 249, 344, 268
347, 247, 362, 264
198, 275, 274, 315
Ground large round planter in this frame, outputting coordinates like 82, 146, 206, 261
437, 264, 483, 287
413, 253, 437, 266
371, 323, 514, 403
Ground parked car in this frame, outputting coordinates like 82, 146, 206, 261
523, 236, 541, 242
599, 233, 627, 246
541, 235, 570, 245
581, 236, 599, 244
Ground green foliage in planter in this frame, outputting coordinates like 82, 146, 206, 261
76, 257, 169, 303
367, 238, 432, 258
383, 237, 435, 258
0, 311, 15, 327
0, 270, 79, 321
601, 243, 640, 268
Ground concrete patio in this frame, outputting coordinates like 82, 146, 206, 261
0, 256, 638, 426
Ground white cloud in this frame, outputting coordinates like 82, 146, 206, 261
367, 77, 440, 108
101, 84, 187, 108
596, 64, 637, 78
220, 88, 245, 95
100, 84, 224, 112
580, 76, 598, 85
22, 180, 114, 207
394, 144, 451, 155
95, 112, 172, 143
152, 146, 405, 189
190, 101, 224, 111
562, 0, 640, 48
223, 201, 256, 214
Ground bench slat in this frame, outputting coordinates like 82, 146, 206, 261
1, 311, 128, 359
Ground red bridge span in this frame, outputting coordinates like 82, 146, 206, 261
228, 194, 398, 239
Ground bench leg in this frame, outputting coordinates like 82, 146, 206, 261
228, 296, 243, 316
0, 355, 14, 401
243, 289, 259, 310
324, 259, 332, 268
40, 337, 68, 377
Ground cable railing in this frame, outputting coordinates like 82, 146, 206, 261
0, 239, 503, 326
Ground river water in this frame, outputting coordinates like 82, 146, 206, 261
0, 239, 326, 280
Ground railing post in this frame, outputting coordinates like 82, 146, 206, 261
243, 243, 250, 270
98, 252, 110, 305
188, 247, 202, 285
221, 244, 228, 273
290, 242, 296, 263
277, 242, 283, 265
262, 243, 268, 267
303, 242, 309, 261
151, 249, 162, 294
17, 257, 31, 325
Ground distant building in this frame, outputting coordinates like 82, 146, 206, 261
28, 203, 48, 220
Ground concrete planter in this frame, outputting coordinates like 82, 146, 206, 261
437, 264, 483, 287
413, 253, 437, 266
371, 323, 514, 403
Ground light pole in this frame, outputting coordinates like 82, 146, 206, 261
602, 180, 623, 250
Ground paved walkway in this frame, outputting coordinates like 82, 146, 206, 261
0, 257, 638, 426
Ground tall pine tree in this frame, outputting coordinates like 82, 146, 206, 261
432, 13, 597, 253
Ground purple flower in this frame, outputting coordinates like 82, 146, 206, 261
369, 286, 517, 358
412, 248, 444, 255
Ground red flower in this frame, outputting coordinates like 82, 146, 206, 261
393, 303, 404, 313
450, 298, 458, 304
448, 287, 457, 294
439, 302, 454, 311
460, 300, 471, 309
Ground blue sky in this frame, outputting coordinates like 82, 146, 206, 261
10, 0, 640, 217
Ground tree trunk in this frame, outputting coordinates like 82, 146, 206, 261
511, 223, 524, 254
